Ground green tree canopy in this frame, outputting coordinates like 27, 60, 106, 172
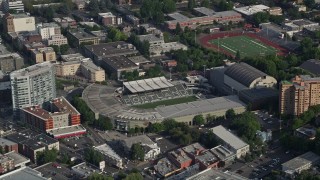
131, 143, 145, 161
193, 114, 205, 126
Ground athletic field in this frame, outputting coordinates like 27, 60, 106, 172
209, 35, 278, 57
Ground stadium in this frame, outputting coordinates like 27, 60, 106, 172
198, 32, 288, 58
82, 76, 247, 131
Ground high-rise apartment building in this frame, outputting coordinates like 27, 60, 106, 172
280, 75, 320, 116
1, 0, 24, 13
10, 62, 56, 118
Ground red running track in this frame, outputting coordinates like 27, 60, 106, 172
198, 32, 288, 57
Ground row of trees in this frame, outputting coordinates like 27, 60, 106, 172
37, 148, 58, 165
107, 27, 128, 42
140, 0, 176, 24
84, 148, 104, 166
128, 34, 150, 57
121, 65, 164, 81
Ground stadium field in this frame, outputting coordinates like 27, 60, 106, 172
209, 35, 278, 57
133, 96, 197, 109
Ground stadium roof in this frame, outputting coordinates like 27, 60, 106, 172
156, 95, 246, 119
224, 62, 269, 87
123, 76, 174, 93
210, 125, 248, 150
300, 59, 320, 75
282, 151, 320, 171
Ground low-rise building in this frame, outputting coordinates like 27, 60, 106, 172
0, 154, 14, 174
168, 149, 193, 169
256, 130, 272, 142
267, 7, 282, 15
100, 56, 139, 80
295, 125, 317, 140
31, 47, 56, 63
211, 125, 250, 158
282, 151, 320, 176
67, 29, 99, 47
0, 53, 24, 73
210, 145, 236, 164
94, 144, 123, 169
72, 162, 102, 178
36, 22, 61, 40
0, 138, 18, 153
56, 53, 105, 82
154, 157, 179, 177
182, 143, 219, 170
4, 151, 30, 168
98, 12, 122, 26
126, 15, 139, 25
6, 132, 59, 163
120, 135, 160, 160
53, 17, 77, 28
186, 168, 248, 180
46, 34, 68, 46
0, 166, 48, 179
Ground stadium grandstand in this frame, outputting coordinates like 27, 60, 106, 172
121, 77, 193, 106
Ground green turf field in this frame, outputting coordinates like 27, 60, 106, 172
210, 35, 278, 57
133, 96, 198, 109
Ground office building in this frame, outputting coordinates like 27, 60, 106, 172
31, 47, 56, 63
10, 62, 56, 118
280, 75, 320, 116
0, 53, 24, 73
3, 13, 35, 33
94, 144, 123, 169
36, 22, 61, 40
210, 125, 250, 158
1, 0, 24, 13
282, 151, 320, 176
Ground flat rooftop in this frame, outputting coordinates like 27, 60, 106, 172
81, 59, 103, 72
0, 167, 48, 180
98, 12, 116, 17
6, 129, 41, 143
22, 134, 58, 150
182, 143, 206, 155
47, 125, 86, 138
22, 106, 55, 120
94, 144, 122, 161
5, 151, 30, 168
186, 168, 248, 180
51, 96, 80, 115
85, 42, 138, 58
35, 162, 78, 180
128, 56, 150, 64
102, 56, 138, 70
211, 125, 248, 150
156, 95, 246, 119
210, 145, 235, 160
194, 7, 216, 16
61, 53, 85, 62
154, 157, 179, 177
0, 138, 17, 146
169, 149, 191, 164
293, 19, 317, 26
138, 34, 163, 43
72, 162, 101, 178
168, 12, 190, 21
234, 4, 270, 16
122, 135, 155, 149
282, 151, 320, 170
69, 29, 96, 39
300, 59, 320, 75
10, 61, 53, 78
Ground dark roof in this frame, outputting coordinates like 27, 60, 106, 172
101, 56, 138, 70
224, 63, 268, 87
85, 42, 138, 58
300, 59, 320, 75
239, 88, 278, 101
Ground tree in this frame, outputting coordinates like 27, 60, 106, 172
37, 148, 58, 165
84, 148, 104, 166
162, 0, 176, 13
131, 143, 145, 161
60, 44, 70, 55
217, 0, 233, 11
125, 172, 143, 180
193, 114, 205, 126
235, 50, 241, 61
252, 12, 269, 26
201, 0, 210, 8
304, 0, 315, 9
88, 0, 100, 15
175, 23, 182, 35
188, 0, 196, 9
226, 109, 236, 119
88, 173, 114, 180
95, 117, 113, 131
231, 112, 260, 141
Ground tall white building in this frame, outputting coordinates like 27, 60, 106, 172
2, 0, 24, 13
10, 62, 56, 118
36, 22, 61, 40
4, 13, 35, 33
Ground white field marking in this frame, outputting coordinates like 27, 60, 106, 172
250, 40, 267, 48
221, 44, 236, 53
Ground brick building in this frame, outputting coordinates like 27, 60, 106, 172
167, 149, 192, 169
0, 138, 18, 153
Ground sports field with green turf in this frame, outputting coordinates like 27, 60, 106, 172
133, 96, 198, 109
210, 35, 278, 57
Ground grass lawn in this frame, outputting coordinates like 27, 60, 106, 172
133, 96, 198, 109
210, 35, 278, 58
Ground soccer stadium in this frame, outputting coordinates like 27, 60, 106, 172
199, 32, 288, 58
82, 76, 247, 131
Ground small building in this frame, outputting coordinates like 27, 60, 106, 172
282, 151, 320, 176
256, 130, 272, 142
0, 166, 48, 179
67, 29, 99, 47
182, 143, 219, 170
234, 4, 270, 16
46, 34, 68, 46
295, 125, 316, 140
267, 7, 282, 16
94, 144, 123, 169
53, 17, 77, 28
0, 138, 18, 153
168, 149, 193, 169
72, 162, 102, 178
126, 15, 140, 25
210, 125, 250, 158
0, 154, 14, 174
4, 151, 30, 168
210, 145, 236, 164
154, 157, 179, 177
120, 135, 160, 161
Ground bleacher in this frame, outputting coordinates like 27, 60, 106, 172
121, 82, 194, 106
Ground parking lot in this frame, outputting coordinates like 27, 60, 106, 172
254, 110, 282, 131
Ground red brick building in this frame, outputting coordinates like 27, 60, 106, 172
0, 138, 18, 153
167, 149, 192, 169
